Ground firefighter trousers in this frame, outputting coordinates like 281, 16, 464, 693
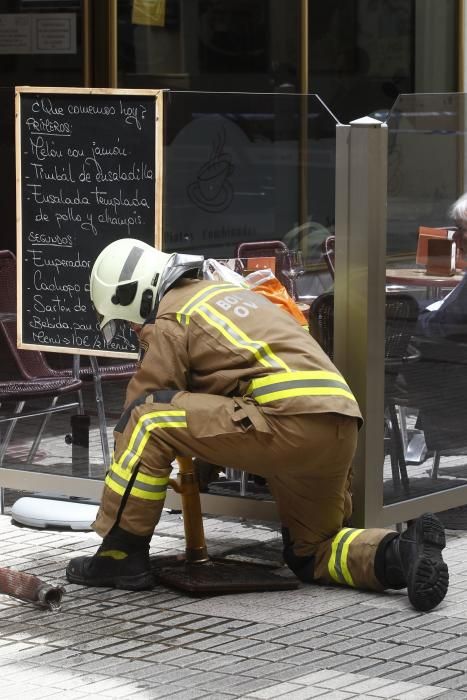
93, 391, 392, 591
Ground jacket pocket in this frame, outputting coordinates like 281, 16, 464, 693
174, 392, 272, 439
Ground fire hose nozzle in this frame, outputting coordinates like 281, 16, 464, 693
37, 584, 65, 611
0, 566, 65, 611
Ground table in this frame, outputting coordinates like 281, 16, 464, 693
386, 268, 463, 299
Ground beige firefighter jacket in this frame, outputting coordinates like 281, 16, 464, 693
124, 279, 362, 423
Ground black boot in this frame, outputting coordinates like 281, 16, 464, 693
376, 513, 449, 612
66, 526, 155, 590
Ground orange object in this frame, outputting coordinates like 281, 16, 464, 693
425, 238, 456, 276
417, 226, 464, 270
244, 256, 276, 274
252, 277, 308, 326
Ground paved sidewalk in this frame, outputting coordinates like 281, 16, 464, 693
1, 511, 467, 700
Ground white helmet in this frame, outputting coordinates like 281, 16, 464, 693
90, 238, 203, 342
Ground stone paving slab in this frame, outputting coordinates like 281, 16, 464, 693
1, 381, 467, 698
1, 511, 467, 700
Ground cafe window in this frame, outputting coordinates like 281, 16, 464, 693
117, 0, 300, 92
118, 1, 458, 117
309, 0, 458, 124
0, 0, 84, 87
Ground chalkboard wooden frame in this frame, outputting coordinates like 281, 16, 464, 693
15, 86, 163, 358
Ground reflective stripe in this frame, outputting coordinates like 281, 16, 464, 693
196, 303, 289, 370
246, 370, 357, 404
98, 550, 128, 560
105, 409, 187, 501
328, 527, 364, 586
119, 246, 144, 281
119, 410, 187, 472
176, 283, 289, 369
105, 462, 169, 501
176, 284, 244, 325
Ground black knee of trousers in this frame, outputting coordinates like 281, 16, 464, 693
281, 527, 315, 583
152, 389, 179, 404
115, 389, 179, 433
115, 394, 147, 433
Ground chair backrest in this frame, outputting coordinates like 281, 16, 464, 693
235, 240, 293, 295
235, 240, 289, 258
321, 235, 335, 279
0, 249, 17, 314
308, 292, 334, 359
0, 320, 58, 381
0, 250, 65, 381
384, 292, 420, 367
309, 291, 419, 364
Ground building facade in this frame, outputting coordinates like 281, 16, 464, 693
0, 0, 461, 256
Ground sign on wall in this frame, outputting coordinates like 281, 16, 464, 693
0, 14, 77, 55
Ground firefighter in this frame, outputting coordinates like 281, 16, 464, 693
66, 238, 449, 612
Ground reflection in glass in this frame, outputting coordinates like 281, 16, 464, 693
384, 93, 467, 505
279, 250, 305, 301
0, 1, 83, 88
163, 91, 338, 301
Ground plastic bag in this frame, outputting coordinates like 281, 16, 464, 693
203, 258, 247, 286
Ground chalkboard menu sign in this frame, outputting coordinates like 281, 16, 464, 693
16, 87, 163, 357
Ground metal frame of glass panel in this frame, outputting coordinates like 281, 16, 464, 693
336, 101, 467, 528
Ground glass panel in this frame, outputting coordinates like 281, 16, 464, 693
0, 1, 84, 88
0, 392, 112, 482
384, 93, 467, 505
162, 91, 338, 302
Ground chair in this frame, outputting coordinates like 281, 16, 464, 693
235, 240, 294, 296
0, 325, 83, 512
308, 292, 334, 359
321, 235, 335, 279
0, 251, 84, 480
0, 375, 82, 469
0, 317, 84, 451
309, 291, 420, 493
0, 250, 137, 468
401, 334, 467, 479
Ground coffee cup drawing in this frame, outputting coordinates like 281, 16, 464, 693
187, 127, 234, 213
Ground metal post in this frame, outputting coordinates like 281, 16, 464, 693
70, 413, 91, 478
176, 456, 209, 563
72, 355, 85, 414
298, 0, 309, 231
27, 397, 58, 462
82, 0, 92, 87
334, 117, 388, 528
89, 356, 111, 470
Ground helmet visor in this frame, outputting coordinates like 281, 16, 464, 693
93, 305, 118, 344
100, 319, 118, 344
